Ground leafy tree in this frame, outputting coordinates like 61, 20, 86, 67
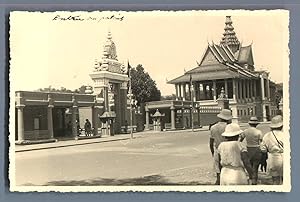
130, 64, 161, 104
274, 83, 283, 110
77, 85, 88, 94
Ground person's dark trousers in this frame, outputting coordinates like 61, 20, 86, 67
247, 147, 262, 185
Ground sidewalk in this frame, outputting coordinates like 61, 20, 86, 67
14, 128, 209, 153
15, 133, 138, 153
15, 122, 271, 152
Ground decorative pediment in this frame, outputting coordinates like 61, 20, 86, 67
200, 47, 220, 66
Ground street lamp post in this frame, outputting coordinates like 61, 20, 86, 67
191, 104, 194, 132
191, 82, 194, 132
128, 66, 136, 139
128, 91, 134, 139
129, 94, 133, 139
195, 103, 200, 129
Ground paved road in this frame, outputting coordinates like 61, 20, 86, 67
14, 124, 272, 186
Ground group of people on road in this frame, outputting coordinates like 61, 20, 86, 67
209, 109, 284, 185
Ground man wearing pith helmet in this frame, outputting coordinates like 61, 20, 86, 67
209, 109, 232, 185
240, 116, 263, 185
260, 115, 284, 185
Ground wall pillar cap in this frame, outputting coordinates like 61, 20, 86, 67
16, 105, 25, 109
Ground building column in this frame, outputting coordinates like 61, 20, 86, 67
266, 78, 270, 100
252, 80, 255, 98
254, 80, 257, 98
239, 80, 242, 100
232, 79, 237, 101
194, 83, 198, 101
241, 80, 244, 99
170, 106, 176, 130
260, 76, 265, 101
189, 107, 193, 128
250, 80, 253, 98
203, 83, 207, 100
145, 107, 150, 130
245, 80, 247, 99
224, 80, 228, 96
179, 84, 182, 100
237, 80, 240, 99
16, 106, 25, 142
196, 82, 200, 101
71, 106, 78, 139
243, 80, 247, 100
47, 105, 54, 139
182, 83, 186, 101
92, 106, 99, 136
247, 80, 250, 100
175, 84, 179, 100
181, 108, 185, 129
213, 80, 217, 101
188, 83, 191, 101
191, 83, 196, 102
103, 86, 109, 111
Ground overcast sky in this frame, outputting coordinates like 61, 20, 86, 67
10, 10, 289, 95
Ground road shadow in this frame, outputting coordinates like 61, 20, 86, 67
20, 173, 274, 186
21, 172, 274, 186
42, 174, 211, 186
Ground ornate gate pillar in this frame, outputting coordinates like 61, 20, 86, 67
170, 105, 176, 130
145, 107, 150, 130
16, 106, 25, 143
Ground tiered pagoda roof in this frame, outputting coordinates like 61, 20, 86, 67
220, 16, 240, 53
168, 16, 258, 84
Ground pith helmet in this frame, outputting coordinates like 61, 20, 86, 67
222, 123, 243, 137
217, 109, 232, 121
270, 115, 283, 129
248, 116, 259, 125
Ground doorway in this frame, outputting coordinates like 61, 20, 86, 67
52, 107, 73, 138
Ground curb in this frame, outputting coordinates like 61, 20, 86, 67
15, 136, 133, 153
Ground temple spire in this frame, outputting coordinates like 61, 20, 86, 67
102, 31, 117, 60
220, 16, 240, 53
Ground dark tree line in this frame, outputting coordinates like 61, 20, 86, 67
36, 64, 167, 105
36, 85, 88, 94
129, 64, 161, 105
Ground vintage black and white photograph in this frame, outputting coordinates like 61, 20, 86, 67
9, 10, 290, 192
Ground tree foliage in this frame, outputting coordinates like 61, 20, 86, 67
161, 94, 176, 101
36, 85, 88, 94
130, 64, 161, 104
36, 86, 74, 93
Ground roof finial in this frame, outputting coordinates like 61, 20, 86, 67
220, 16, 240, 53
107, 30, 112, 40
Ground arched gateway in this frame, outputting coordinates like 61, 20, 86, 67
90, 32, 130, 134
14, 32, 132, 144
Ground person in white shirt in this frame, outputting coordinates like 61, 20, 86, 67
260, 115, 284, 185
